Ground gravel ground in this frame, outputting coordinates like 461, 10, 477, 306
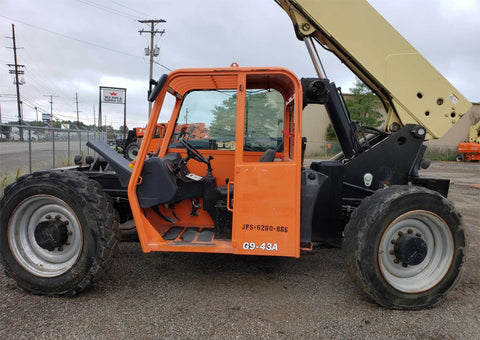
0, 161, 479, 339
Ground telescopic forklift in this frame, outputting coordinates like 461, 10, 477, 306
0, 0, 471, 309
456, 120, 480, 162
117, 123, 168, 161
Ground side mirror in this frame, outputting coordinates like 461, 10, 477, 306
148, 74, 168, 102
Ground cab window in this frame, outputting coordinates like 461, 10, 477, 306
170, 90, 237, 150
243, 89, 284, 153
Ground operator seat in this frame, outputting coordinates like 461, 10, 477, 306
258, 149, 275, 162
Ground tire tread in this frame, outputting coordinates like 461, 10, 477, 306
0, 170, 119, 296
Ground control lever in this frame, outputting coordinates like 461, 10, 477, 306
206, 155, 214, 174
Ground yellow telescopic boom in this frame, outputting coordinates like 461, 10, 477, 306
276, 0, 472, 139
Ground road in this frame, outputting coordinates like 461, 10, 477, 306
0, 161, 479, 339
0, 141, 96, 189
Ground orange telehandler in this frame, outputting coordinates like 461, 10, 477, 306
0, 0, 471, 309
456, 120, 480, 162
119, 122, 209, 160
117, 123, 168, 161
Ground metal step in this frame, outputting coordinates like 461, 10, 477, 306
162, 226, 214, 243
162, 226, 183, 240
181, 227, 200, 242
197, 229, 214, 242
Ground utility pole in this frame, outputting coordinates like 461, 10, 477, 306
98, 88, 102, 130
123, 89, 127, 138
44, 94, 58, 125
138, 19, 166, 116
34, 106, 38, 122
7, 24, 25, 127
75, 92, 81, 129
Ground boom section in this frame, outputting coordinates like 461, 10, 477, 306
276, 0, 471, 138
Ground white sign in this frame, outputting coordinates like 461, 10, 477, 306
101, 88, 125, 104
42, 113, 50, 122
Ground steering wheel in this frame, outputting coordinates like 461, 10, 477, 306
179, 138, 210, 165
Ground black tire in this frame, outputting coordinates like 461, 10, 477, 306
0, 170, 118, 296
125, 141, 141, 161
343, 185, 465, 310
455, 154, 464, 162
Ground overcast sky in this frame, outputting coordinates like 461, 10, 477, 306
0, 0, 478, 129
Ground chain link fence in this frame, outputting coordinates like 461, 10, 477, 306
1, 124, 461, 194
304, 140, 459, 162
1, 124, 107, 194
304, 140, 342, 159
424, 144, 460, 162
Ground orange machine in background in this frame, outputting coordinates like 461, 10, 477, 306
120, 123, 168, 160
456, 120, 480, 162
457, 142, 480, 162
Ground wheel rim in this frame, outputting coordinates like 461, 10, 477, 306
8, 194, 83, 277
127, 145, 139, 160
378, 210, 454, 293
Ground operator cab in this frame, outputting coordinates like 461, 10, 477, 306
129, 67, 304, 257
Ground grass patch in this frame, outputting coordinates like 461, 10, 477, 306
424, 147, 458, 162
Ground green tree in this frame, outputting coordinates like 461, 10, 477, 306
245, 91, 283, 138
210, 91, 283, 139
345, 78, 383, 127
326, 124, 337, 141
209, 94, 238, 138
325, 78, 383, 140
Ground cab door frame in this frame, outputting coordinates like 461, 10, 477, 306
231, 69, 303, 257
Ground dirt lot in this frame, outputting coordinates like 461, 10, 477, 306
0, 161, 478, 339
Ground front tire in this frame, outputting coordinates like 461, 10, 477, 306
125, 141, 140, 161
344, 185, 465, 309
0, 170, 118, 296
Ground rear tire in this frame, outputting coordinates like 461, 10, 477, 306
343, 185, 465, 309
125, 141, 140, 161
0, 170, 118, 296
455, 154, 464, 162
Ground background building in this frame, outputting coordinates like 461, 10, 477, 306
302, 99, 479, 158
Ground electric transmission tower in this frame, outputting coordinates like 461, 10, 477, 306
138, 19, 166, 116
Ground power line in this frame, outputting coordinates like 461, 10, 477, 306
109, 0, 152, 18
1, 15, 174, 126
153, 60, 172, 71
75, 0, 138, 20
0, 14, 145, 60
22, 48, 76, 101
22, 95, 50, 113
24, 62, 61, 95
